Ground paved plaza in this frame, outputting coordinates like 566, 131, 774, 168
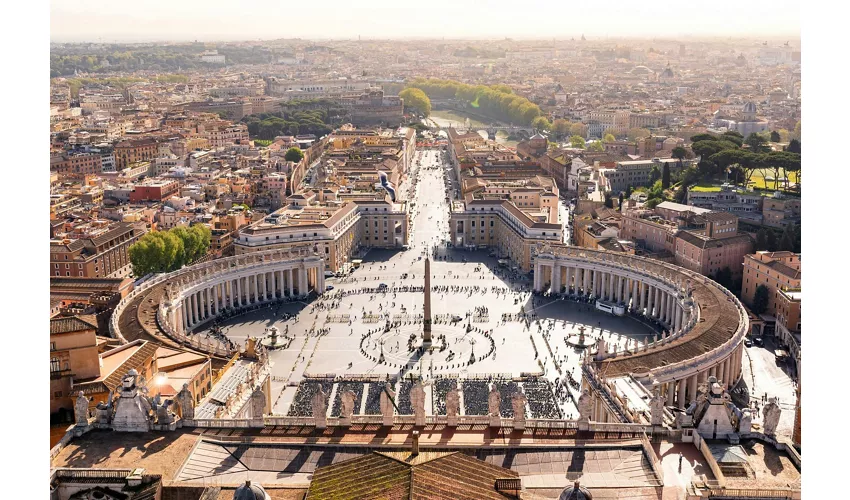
199, 149, 658, 419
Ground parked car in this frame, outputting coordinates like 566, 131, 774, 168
326, 285, 334, 291
754, 337, 764, 346
744, 338, 753, 347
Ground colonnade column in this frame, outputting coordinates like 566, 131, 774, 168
677, 379, 687, 409
688, 375, 698, 405
299, 267, 308, 296
288, 269, 294, 297
630, 280, 638, 310
551, 264, 561, 293
180, 302, 188, 332
652, 288, 660, 319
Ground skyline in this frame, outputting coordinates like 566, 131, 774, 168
50, 0, 801, 43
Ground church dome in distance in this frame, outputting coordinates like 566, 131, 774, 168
559, 480, 593, 500
742, 101, 757, 114
234, 480, 271, 500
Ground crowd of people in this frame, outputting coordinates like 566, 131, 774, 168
287, 379, 334, 417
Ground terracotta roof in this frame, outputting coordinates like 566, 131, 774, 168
306, 451, 518, 500
677, 231, 752, 250
50, 316, 98, 335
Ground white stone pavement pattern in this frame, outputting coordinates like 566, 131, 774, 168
198, 149, 656, 418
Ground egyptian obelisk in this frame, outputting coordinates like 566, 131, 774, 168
423, 256, 432, 342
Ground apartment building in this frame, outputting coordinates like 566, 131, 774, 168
50, 221, 144, 278
741, 251, 802, 314
114, 138, 158, 170
621, 202, 752, 278
200, 123, 250, 148
601, 158, 692, 193
128, 179, 180, 203
234, 197, 409, 272
51, 153, 103, 178
450, 199, 563, 272
688, 185, 801, 228
775, 288, 801, 361
50, 315, 101, 416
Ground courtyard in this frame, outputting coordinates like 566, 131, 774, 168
198, 149, 658, 420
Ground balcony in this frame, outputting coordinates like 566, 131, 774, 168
50, 368, 73, 380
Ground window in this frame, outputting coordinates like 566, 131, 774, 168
50, 358, 61, 373
54, 263, 59, 269
66, 272, 71, 276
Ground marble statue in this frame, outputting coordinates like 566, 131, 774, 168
512, 389, 527, 429
312, 385, 328, 429
577, 389, 593, 422
251, 387, 266, 419
595, 337, 608, 360
762, 397, 781, 436
340, 390, 356, 424
488, 386, 501, 417
111, 369, 152, 432
156, 398, 175, 425
410, 382, 426, 426
446, 388, 460, 426
650, 391, 665, 426
380, 382, 396, 426
75, 391, 89, 425
739, 408, 753, 434
175, 383, 194, 420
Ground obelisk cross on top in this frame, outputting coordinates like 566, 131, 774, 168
423, 256, 432, 342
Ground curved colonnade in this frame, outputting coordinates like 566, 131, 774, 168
534, 247, 748, 412
110, 248, 325, 358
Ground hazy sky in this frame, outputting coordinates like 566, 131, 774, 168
51, 0, 800, 42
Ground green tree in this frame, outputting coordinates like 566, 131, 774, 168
569, 135, 586, 148
603, 128, 620, 140
532, 116, 552, 131
792, 120, 801, 140
745, 132, 770, 153
604, 192, 614, 209
649, 165, 661, 183
603, 133, 617, 143
770, 130, 781, 142
721, 131, 745, 146
398, 87, 432, 116
552, 119, 571, 138
755, 228, 769, 251
662, 163, 671, 190
671, 146, 688, 160
618, 192, 624, 211
627, 128, 651, 142
779, 224, 796, 252
786, 138, 801, 154
587, 141, 604, 152
569, 123, 587, 138
714, 267, 734, 291
129, 229, 184, 276
284, 147, 304, 163
766, 228, 778, 251
752, 285, 770, 315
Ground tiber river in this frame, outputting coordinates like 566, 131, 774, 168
427, 110, 519, 147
